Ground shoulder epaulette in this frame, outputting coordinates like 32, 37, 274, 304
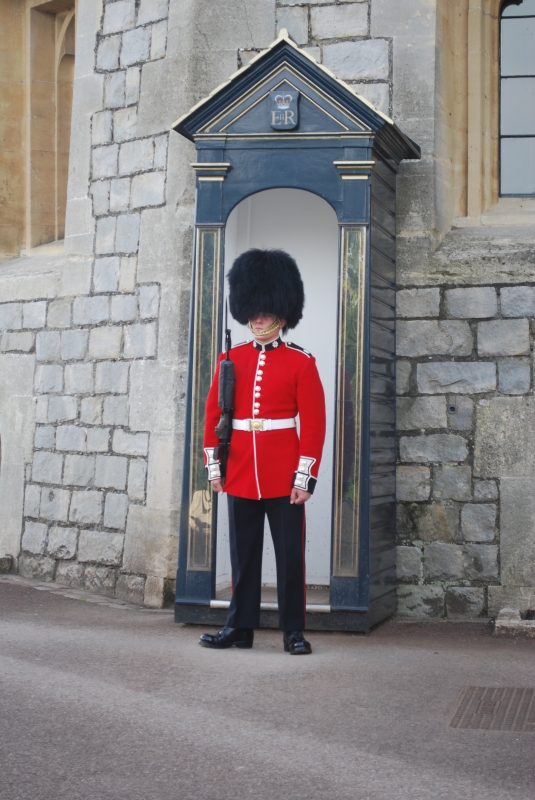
286, 341, 312, 358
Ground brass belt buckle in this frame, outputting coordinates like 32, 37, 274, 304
249, 419, 265, 431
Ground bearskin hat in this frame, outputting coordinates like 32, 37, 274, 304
227, 248, 304, 331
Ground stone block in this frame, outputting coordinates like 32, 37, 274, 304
119, 257, 137, 292
47, 299, 71, 329
433, 466, 471, 501
478, 320, 530, 357
95, 216, 117, 255
104, 492, 129, 529
397, 321, 472, 357
323, 39, 389, 80
461, 503, 496, 542
0, 303, 22, 330
94, 257, 120, 293
417, 362, 496, 394
104, 71, 126, 108
24, 484, 42, 517
138, 285, 159, 319
73, 296, 109, 326
474, 480, 498, 501
112, 429, 148, 456
131, 171, 165, 208
92, 110, 113, 145
95, 361, 129, 393
396, 545, 421, 581
448, 396, 473, 431
445, 587, 484, 619
0, 556, 12, 573
138, 0, 168, 24
23, 301, 47, 329
397, 466, 430, 501
40, 486, 70, 522
116, 573, 145, 604
34, 426, 55, 450
22, 520, 48, 555
115, 213, 140, 254
113, 107, 137, 143
18, 553, 56, 581
35, 365, 63, 394
47, 526, 78, 559
69, 491, 103, 525
36, 397, 48, 423
61, 329, 88, 361
78, 530, 124, 566
88, 326, 123, 359
120, 26, 151, 67
125, 66, 140, 104
119, 139, 153, 175
64, 363, 93, 394
397, 585, 444, 618
474, 397, 535, 478
96, 36, 121, 71
500, 478, 535, 586
63, 454, 96, 487
103, 395, 129, 426
92, 144, 118, 180
153, 135, 167, 169
143, 575, 164, 608
47, 396, 78, 423
414, 503, 460, 543
95, 455, 128, 490
56, 425, 87, 452
84, 565, 117, 596
128, 458, 147, 500
311, 4, 368, 39
397, 396, 447, 430
423, 543, 466, 580
123, 322, 157, 357
396, 360, 411, 394
488, 586, 535, 616
103, 0, 135, 34
1, 332, 35, 353
91, 181, 110, 216
399, 434, 468, 463
55, 561, 85, 587
150, 19, 168, 60
396, 288, 439, 318
276, 6, 309, 45
86, 427, 111, 453
109, 178, 131, 212
36, 331, 61, 361
111, 294, 137, 322
464, 544, 498, 580
350, 82, 389, 115
445, 288, 497, 319
498, 359, 531, 394
80, 397, 103, 425
32, 451, 63, 484
501, 286, 535, 317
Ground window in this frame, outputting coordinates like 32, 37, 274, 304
500, 0, 535, 195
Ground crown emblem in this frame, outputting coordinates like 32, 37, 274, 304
275, 94, 292, 109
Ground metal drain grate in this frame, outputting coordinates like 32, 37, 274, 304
449, 687, 535, 731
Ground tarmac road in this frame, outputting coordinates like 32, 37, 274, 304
1, 575, 534, 800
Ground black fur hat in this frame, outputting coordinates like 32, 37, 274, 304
227, 248, 304, 331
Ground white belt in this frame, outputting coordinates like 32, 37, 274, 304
232, 417, 296, 432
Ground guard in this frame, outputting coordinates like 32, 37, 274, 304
199, 249, 326, 654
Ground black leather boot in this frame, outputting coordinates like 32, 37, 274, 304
199, 626, 254, 649
283, 630, 312, 655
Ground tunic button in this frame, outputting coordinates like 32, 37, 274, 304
254, 403, 260, 408
255, 376, 262, 382
257, 370, 263, 375
253, 410, 259, 415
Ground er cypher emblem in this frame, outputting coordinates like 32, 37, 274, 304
269, 89, 299, 130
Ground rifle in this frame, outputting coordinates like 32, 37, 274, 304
214, 301, 235, 484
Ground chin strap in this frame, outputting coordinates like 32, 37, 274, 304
248, 318, 282, 337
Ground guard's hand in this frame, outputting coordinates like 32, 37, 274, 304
290, 487, 311, 505
210, 478, 224, 494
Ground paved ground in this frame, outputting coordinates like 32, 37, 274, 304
1, 575, 534, 800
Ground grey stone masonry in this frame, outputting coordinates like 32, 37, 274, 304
397, 288, 440, 318
399, 434, 468, 463
310, 4, 368, 39
397, 396, 447, 430
445, 288, 498, 319
417, 363, 496, 394
501, 286, 535, 317
396, 466, 430, 501
477, 320, 530, 357
397, 321, 472, 357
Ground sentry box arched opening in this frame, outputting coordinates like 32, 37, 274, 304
172, 30, 420, 632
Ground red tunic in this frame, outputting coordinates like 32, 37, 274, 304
203, 337, 326, 499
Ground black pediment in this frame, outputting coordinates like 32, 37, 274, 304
173, 30, 420, 162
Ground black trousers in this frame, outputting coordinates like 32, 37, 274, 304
226, 495, 306, 631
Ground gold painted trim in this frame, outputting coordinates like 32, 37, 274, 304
171, 29, 392, 131
190, 162, 231, 170
194, 133, 374, 142
198, 176, 225, 182
341, 175, 370, 180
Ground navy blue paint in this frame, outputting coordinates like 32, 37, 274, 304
174, 36, 420, 630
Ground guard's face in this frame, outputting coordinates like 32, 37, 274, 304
249, 313, 287, 340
